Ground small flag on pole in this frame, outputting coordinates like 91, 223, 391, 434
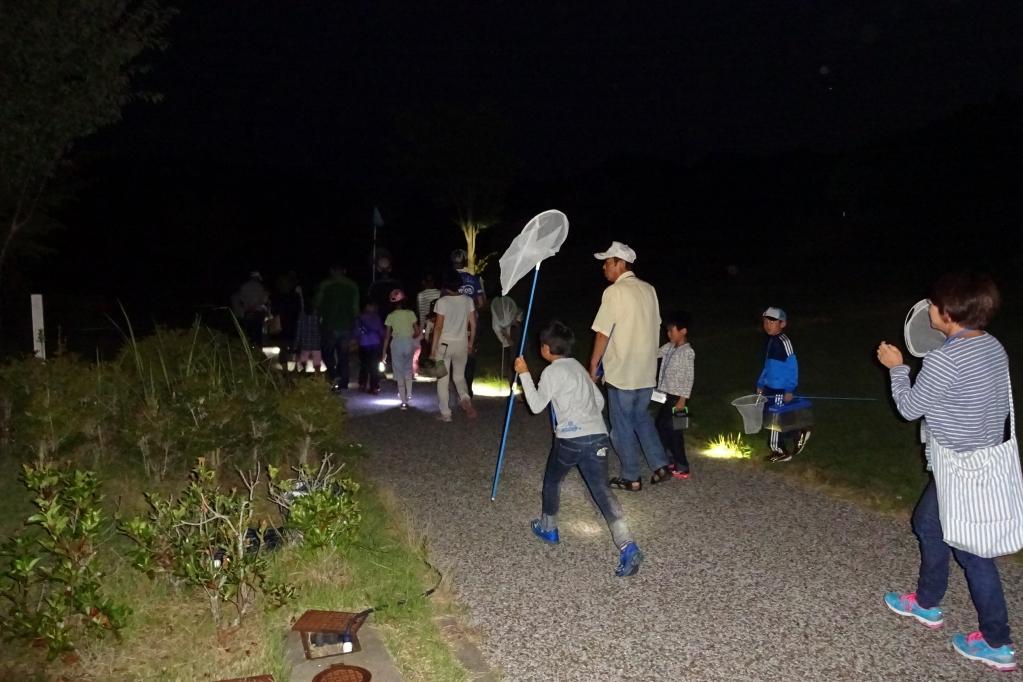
372, 206, 385, 228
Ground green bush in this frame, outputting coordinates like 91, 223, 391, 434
115, 325, 282, 479
121, 460, 294, 630
0, 462, 129, 657
272, 376, 346, 466
0, 322, 350, 481
0, 356, 124, 468
268, 456, 361, 549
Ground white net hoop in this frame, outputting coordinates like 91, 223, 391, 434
499, 210, 569, 295
731, 394, 766, 434
904, 299, 945, 358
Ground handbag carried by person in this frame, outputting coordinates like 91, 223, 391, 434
930, 380, 1023, 558
418, 345, 448, 379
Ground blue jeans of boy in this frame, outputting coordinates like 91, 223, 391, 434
541, 434, 632, 548
607, 385, 668, 481
913, 478, 1011, 646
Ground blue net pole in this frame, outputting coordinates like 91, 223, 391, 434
491, 263, 542, 501
795, 395, 878, 401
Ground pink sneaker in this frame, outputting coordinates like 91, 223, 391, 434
460, 398, 477, 419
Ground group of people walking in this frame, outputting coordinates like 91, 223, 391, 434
234, 249, 491, 417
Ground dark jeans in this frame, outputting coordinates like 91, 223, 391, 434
913, 478, 1011, 646
541, 433, 632, 548
242, 311, 264, 349
322, 329, 351, 388
358, 344, 382, 391
655, 397, 690, 472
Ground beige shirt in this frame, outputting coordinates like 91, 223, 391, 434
434, 294, 474, 343
591, 270, 661, 389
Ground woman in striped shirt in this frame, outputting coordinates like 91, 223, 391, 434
877, 272, 1017, 672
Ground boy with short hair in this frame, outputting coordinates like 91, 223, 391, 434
755, 306, 811, 462
655, 311, 695, 478
514, 320, 643, 577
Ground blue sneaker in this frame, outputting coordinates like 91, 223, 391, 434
615, 542, 643, 577
530, 519, 559, 544
952, 631, 1017, 672
883, 591, 944, 629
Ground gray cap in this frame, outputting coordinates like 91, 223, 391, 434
762, 306, 787, 321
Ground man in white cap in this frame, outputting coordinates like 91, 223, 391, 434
589, 241, 672, 491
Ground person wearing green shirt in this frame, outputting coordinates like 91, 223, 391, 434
314, 264, 359, 390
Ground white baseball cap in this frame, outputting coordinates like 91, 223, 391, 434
593, 241, 637, 263
762, 307, 787, 321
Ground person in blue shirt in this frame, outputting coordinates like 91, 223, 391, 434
755, 307, 810, 462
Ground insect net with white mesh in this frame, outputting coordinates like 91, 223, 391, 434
490, 296, 520, 348
904, 299, 946, 357
498, 210, 569, 295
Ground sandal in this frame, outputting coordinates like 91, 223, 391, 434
609, 477, 642, 492
650, 466, 673, 485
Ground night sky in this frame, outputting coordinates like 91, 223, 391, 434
111, 1, 1022, 165
8, 1, 1023, 339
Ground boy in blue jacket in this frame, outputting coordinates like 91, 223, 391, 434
756, 307, 811, 462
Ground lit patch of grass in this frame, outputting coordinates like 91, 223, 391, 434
702, 433, 753, 459
469, 374, 517, 398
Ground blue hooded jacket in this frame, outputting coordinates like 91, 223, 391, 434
757, 333, 799, 393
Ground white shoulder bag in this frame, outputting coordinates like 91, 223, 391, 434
931, 379, 1023, 558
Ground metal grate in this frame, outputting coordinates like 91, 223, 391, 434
312, 664, 372, 682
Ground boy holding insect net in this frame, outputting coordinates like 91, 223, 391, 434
756, 306, 811, 462
514, 320, 643, 577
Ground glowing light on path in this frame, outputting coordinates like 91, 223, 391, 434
702, 433, 753, 460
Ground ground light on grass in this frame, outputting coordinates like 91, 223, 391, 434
702, 433, 753, 459
469, 374, 520, 398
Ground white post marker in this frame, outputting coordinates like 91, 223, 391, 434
30, 294, 45, 360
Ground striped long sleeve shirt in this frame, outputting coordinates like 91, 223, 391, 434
889, 333, 1010, 452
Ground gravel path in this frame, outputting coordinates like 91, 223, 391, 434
345, 386, 1023, 681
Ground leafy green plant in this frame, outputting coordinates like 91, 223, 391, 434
122, 460, 294, 629
268, 455, 361, 549
272, 377, 346, 466
0, 462, 129, 657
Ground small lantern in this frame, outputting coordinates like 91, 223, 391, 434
292, 610, 365, 660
